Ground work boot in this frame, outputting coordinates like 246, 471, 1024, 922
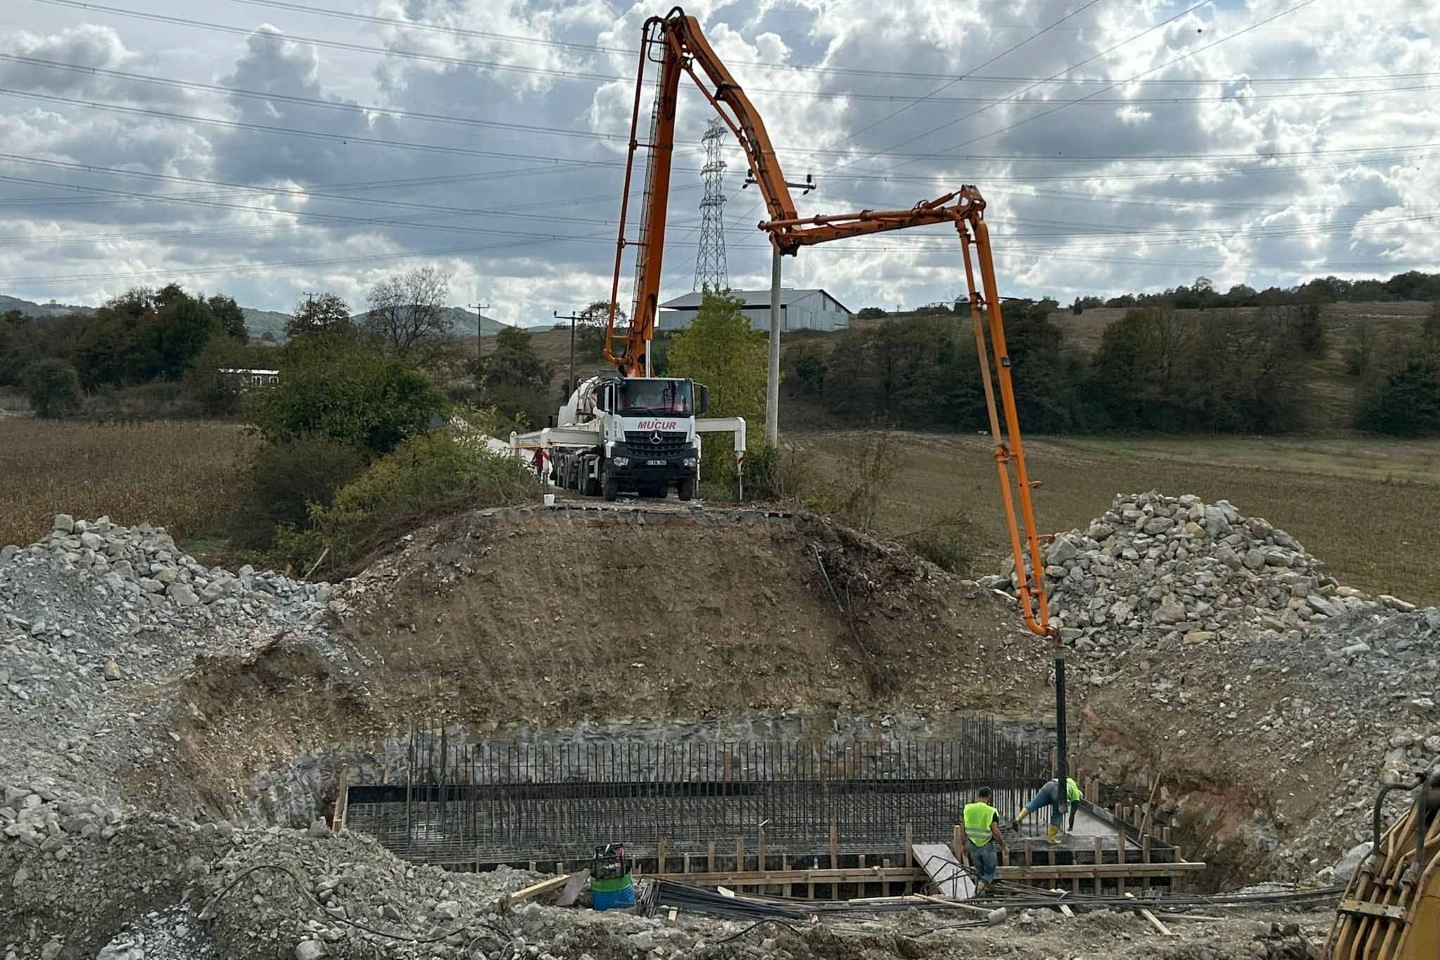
1047, 825, 1062, 845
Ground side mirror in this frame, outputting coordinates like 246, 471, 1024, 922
698, 385, 709, 415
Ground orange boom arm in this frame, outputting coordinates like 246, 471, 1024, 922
608, 7, 1054, 638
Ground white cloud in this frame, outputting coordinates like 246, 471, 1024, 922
0, 0, 1436, 321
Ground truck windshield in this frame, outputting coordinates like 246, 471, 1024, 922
617, 379, 693, 416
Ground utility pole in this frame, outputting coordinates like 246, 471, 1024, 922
767, 250, 781, 446
554, 309, 585, 396
469, 302, 492, 363
745, 172, 813, 447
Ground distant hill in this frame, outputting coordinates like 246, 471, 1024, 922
241, 308, 290, 342
3, 295, 508, 342
0, 295, 94, 319
390, 306, 509, 337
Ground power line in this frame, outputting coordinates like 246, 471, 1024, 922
915, 0, 1326, 160
826, 0, 1212, 177
0, 154, 702, 223
0, 171, 702, 243
8, 78, 1429, 180
0, 88, 663, 166
25, 0, 1436, 92
11, 52, 1427, 150
805, 0, 1106, 159
133, 0, 1440, 87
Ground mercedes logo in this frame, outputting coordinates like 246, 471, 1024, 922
650, 431, 663, 445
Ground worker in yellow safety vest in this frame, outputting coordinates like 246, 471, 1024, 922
959, 786, 1008, 895
1011, 777, 1082, 844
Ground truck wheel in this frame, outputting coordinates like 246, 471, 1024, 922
602, 472, 619, 502
677, 477, 695, 501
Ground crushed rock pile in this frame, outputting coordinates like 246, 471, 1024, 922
0, 516, 344, 798
988, 491, 1415, 651
1008, 493, 1440, 881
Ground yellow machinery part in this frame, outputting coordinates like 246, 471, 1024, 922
1325, 794, 1440, 959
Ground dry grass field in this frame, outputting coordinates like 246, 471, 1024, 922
0, 418, 256, 552
803, 431, 1440, 606
1, 414, 1434, 606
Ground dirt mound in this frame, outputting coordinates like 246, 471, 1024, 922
171, 504, 1052, 815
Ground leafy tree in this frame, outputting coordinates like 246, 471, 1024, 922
151, 284, 223, 379
250, 334, 448, 455
362, 266, 453, 360
1357, 360, 1440, 435
231, 434, 368, 549
783, 341, 828, 397
856, 307, 886, 320
1184, 308, 1309, 433
475, 326, 554, 426
24, 358, 82, 418
1344, 322, 1378, 377
288, 292, 354, 340
0, 309, 41, 386
207, 294, 249, 343
1287, 302, 1328, 359
667, 290, 766, 420
575, 299, 623, 357
668, 291, 767, 483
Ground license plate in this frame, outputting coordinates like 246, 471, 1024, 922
647, 459, 666, 466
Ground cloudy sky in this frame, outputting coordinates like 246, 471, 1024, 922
2, 0, 1437, 324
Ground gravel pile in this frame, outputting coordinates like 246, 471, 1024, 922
0, 516, 343, 798
989, 491, 1415, 651
1011, 494, 1440, 879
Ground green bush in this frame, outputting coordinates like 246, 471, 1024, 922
1357, 360, 1440, 436
231, 435, 368, 550
23, 359, 82, 418
900, 516, 975, 574
739, 442, 816, 502
249, 334, 448, 454
275, 431, 537, 576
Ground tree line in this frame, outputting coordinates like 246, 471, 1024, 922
786, 299, 1440, 436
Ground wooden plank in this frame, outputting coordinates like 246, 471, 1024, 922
331, 763, 350, 832
1093, 837, 1103, 895
915, 893, 999, 915
657, 837, 668, 876
758, 830, 766, 871
506, 872, 575, 908
1126, 893, 1176, 937
911, 842, 974, 899
1117, 826, 1128, 898
904, 824, 914, 868
707, 841, 715, 873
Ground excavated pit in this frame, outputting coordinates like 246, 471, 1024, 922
2, 500, 1367, 957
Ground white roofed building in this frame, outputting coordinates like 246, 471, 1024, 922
658, 288, 852, 333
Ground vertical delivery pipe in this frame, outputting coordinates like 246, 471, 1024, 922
766, 247, 781, 446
